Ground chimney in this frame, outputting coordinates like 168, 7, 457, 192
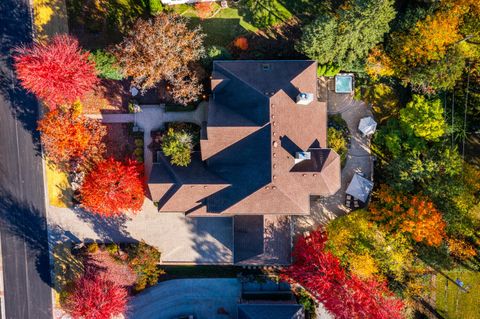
296, 93, 314, 105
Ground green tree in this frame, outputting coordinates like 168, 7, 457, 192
400, 95, 446, 141
127, 241, 165, 292
161, 127, 193, 166
298, 0, 396, 70
327, 127, 347, 165
326, 210, 415, 282
89, 50, 124, 80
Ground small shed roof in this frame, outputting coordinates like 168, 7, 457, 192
345, 173, 374, 203
358, 116, 377, 136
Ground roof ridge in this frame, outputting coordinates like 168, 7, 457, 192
215, 63, 270, 98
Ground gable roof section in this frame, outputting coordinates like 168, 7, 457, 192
148, 152, 230, 212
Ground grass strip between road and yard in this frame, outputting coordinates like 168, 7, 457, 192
46, 161, 73, 208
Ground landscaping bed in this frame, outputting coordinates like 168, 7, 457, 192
103, 123, 140, 161
328, 114, 349, 166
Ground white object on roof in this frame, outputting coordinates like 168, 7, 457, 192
358, 116, 377, 136
295, 151, 311, 164
296, 92, 314, 105
345, 173, 374, 203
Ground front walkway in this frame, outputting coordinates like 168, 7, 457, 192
128, 278, 241, 319
296, 85, 374, 230
86, 101, 207, 177
48, 102, 230, 264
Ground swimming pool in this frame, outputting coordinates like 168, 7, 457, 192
335, 74, 354, 93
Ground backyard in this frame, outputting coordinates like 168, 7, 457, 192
433, 269, 480, 319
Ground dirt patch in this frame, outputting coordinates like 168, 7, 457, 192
86, 250, 137, 287
102, 123, 137, 160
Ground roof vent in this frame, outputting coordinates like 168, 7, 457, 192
294, 151, 311, 164
262, 63, 271, 71
296, 93, 314, 105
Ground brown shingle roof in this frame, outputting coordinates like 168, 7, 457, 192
148, 60, 341, 215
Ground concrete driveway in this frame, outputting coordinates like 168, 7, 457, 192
128, 278, 241, 319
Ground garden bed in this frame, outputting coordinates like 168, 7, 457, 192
81, 79, 130, 114
328, 114, 350, 166
102, 123, 140, 161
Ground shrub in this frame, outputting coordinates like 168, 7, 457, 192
324, 64, 341, 77
317, 64, 327, 76
86, 242, 99, 254
327, 127, 348, 166
14, 35, 97, 109
149, 0, 163, 14
233, 36, 249, 51
89, 50, 124, 80
127, 241, 165, 292
206, 45, 232, 61
161, 127, 193, 166
195, 2, 215, 19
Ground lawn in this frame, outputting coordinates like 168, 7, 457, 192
435, 269, 480, 319
46, 162, 73, 208
172, 4, 258, 47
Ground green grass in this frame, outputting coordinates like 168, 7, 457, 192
170, 4, 258, 47
435, 269, 480, 319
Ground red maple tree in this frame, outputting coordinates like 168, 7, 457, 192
65, 269, 128, 319
281, 230, 405, 319
79, 158, 145, 216
14, 35, 97, 109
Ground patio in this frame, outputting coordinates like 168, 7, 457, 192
296, 77, 374, 230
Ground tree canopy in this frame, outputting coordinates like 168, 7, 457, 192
79, 158, 145, 216
14, 35, 97, 109
298, 0, 396, 70
399, 95, 446, 141
115, 13, 205, 105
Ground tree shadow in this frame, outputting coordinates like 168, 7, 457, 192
187, 216, 234, 264
0, 188, 75, 288
0, 0, 42, 148
66, 0, 150, 50
72, 207, 136, 243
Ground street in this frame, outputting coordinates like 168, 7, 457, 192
0, 0, 53, 318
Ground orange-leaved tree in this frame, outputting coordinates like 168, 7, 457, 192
38, 103, 106, 165
14, 35, 97, 109
79, 158, 145, 217
370, 184, 446, 246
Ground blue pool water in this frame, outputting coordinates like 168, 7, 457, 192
335, 75, 354, 93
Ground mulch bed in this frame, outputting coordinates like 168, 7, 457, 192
102, 123, 137, 161
82, 79, 130, 114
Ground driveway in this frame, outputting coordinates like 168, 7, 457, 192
128, 279, 241, 319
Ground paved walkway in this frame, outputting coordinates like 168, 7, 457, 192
86, 101, 207, 177
296, 87, 374, 230
128, 278, 241, 319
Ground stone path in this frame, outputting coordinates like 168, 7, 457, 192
296, 85, 374, 230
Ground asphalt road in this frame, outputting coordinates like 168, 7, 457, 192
0, 0, 53, 318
